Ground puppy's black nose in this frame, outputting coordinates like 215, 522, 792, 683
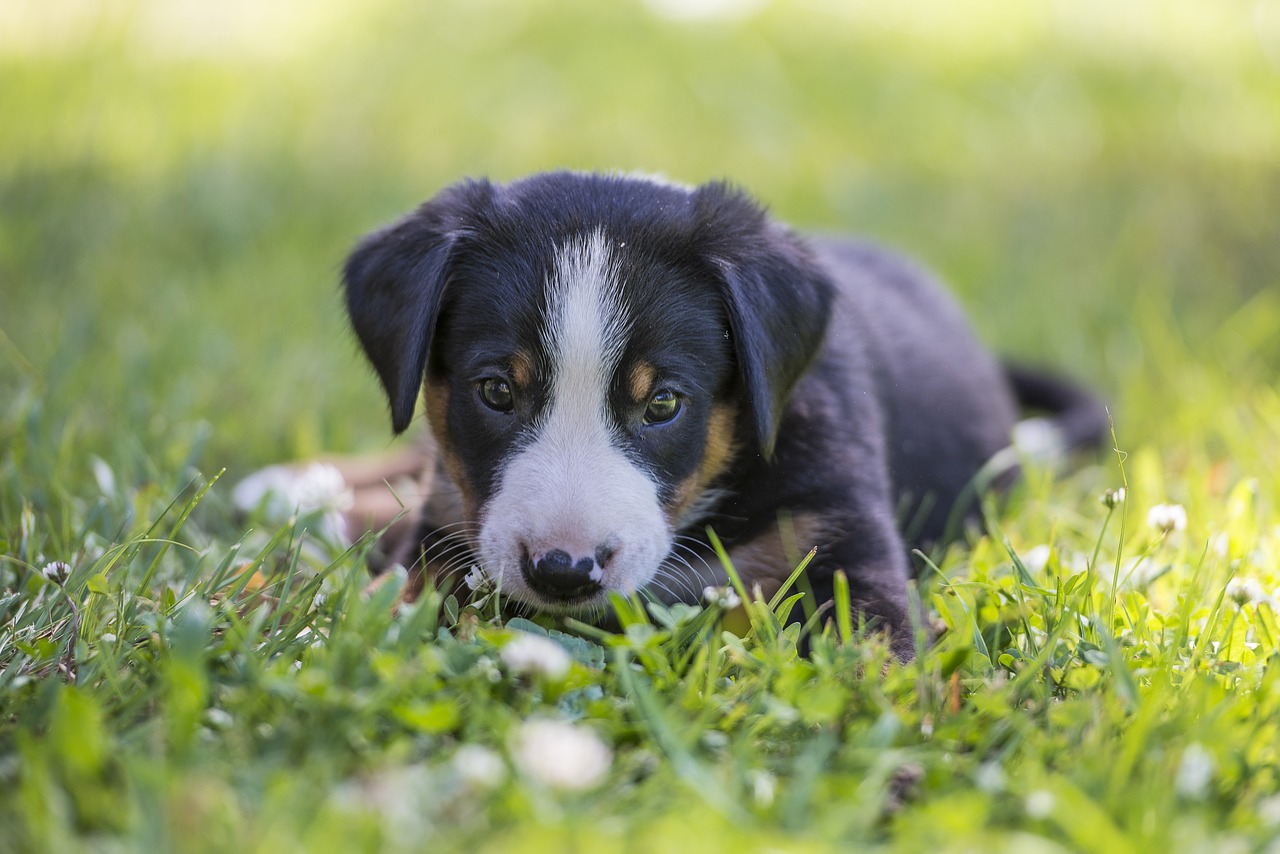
522, 548, 604, 601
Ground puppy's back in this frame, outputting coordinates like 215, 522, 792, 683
811, 238, 1019, 546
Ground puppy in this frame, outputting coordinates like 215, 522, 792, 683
290, 172, 1106, 658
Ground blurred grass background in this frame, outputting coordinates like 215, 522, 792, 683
1, 0, 1278, 506
4, 3, 1280, 849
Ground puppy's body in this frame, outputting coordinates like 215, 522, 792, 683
326, 172, 1105, 657
695, 239, 1022, 640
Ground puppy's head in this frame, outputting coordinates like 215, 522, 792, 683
344, 172, 831, 613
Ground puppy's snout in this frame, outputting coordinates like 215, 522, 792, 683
521, 545, 611, 601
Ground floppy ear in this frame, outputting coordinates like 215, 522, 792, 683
343, 182, 490, 433
693, 182, 834, 458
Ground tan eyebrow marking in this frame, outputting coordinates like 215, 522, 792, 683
628, 361, 657, 403
510, 349, 534, 388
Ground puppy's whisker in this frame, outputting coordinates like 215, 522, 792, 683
649, 580, 683, 606
670, 541, 715, 574
418, 530, 479, 557
656, 558, 709, 602
435, 557, 475, 581
649, 567, 694, 605
423, 524, 481, 542
420, 540, 479, 567
671, 537, 714, 563
653, 563, 690, 593
421, 524, 481, 545
424, 520, 481, 532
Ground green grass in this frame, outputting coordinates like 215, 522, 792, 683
3, 1, 1280, 850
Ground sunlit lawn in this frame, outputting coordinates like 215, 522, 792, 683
3, 1, 1280, 850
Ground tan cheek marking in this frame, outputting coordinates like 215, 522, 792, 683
629, 361, 658, 403
425, 378, 478, 520
377, 381, 484, 609
726, 512, 827, 600
700, 403, 737, 485
668, 474, 698, 528
510, 349, 534, 389
387, 454, 474, 607
424, 377, 450, 441
667, 403, 740, 525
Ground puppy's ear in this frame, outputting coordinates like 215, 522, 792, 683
343, 182, 490, 433
693, 182, 833, 458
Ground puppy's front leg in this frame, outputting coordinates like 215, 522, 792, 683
721, 508, 918, 661
800, 561, 918, 661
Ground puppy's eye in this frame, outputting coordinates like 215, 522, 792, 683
478, 378, 514, 412
643, 389, 682, 425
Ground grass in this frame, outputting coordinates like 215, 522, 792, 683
3, 0, 1280, 850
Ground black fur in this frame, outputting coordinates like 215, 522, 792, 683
344, 181, 495, 433
691, 182, 834, 456
343, 171, 1107, 658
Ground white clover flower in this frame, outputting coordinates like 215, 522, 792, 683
40, 561, 71, 585
1176, 743, 1214, 799
1258, 793, 1280, 826
452, 745, 507, 789
1209, 532, 1230, 559
1101, 487, 1127, 509
292, 464, 352, 511
204, 708, 234, 730
974, 761, 1006, 793
500, 632, 571, 681
232, 463, 354, 542
702, 585, 742, 609
1225, 577, 1271, 608
90, 456, 117, 499
316, 510, 350, 544
473, 655, 502, 684
463, 565, 488, 591
331, 764, 432, 845
1147, 503, 1187, 534
511, 719, 612, 791
749, 770, 777, 807
1025, 789, 1054, 819
701, 730, 729, 751
1021, 544, 1052, 573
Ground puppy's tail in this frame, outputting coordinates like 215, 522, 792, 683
1004, 363, 1110, 463
943, 362, 1109, 542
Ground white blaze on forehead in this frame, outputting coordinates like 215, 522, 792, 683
477, 229, 672, 609
543, 229, 630, 409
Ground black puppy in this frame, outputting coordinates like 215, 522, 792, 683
337, 171, 1105, 658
